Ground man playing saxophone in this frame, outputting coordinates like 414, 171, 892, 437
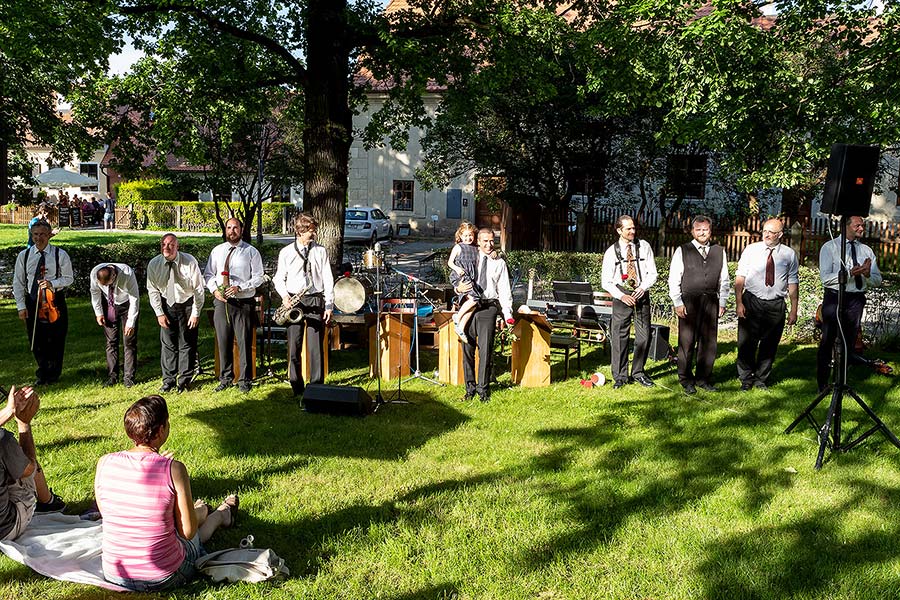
273, 213, 334, 397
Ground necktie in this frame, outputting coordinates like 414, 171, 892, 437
765, 248, 775, 287
477, 254, 488, 290
106, 283, 117, 323
223, 246, 236, 286
626, 243, 638, 285
30, 250, 45, 302
165, 261, 177, 301
850, 241, 863, 289
700, 245, 708, 260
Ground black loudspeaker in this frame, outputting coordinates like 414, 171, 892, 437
648, 324, 670, 361
302, 384, 373, 416
820, 144, 880, 217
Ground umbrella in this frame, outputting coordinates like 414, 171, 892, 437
35, 168, 98, 188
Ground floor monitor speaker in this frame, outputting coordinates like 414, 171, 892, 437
648, 324, 671, 361
821, 144, 879, 217
302, 384, 373, 416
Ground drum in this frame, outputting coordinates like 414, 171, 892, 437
334, 276, 373, 314
363, 249, 382, 269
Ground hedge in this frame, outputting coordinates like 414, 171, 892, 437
127, 200, 294, 234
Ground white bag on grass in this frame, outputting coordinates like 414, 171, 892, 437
195, 547, 289, 583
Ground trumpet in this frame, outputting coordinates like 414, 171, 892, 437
273, 284, 311, 325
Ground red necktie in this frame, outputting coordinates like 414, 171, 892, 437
765, 248, 775, 287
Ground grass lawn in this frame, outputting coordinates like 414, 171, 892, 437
2, 224, 900, 597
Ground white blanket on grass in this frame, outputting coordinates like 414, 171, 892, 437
0, 513, 127, 592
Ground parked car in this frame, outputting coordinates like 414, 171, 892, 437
344, 206, 393, 243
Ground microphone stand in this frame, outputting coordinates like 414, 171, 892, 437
372, 247, 386, 409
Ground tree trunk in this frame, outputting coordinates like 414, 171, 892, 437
1, 140, 8, 205
303, 0, 352, 270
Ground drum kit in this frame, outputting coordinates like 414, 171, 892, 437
257, 242, 446, 408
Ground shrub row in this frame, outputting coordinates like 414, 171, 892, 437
127, 199, 295, 234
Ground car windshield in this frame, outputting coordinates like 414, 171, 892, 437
346, 210, 368, 220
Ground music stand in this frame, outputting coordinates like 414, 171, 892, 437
785, 214, 900, 469
371, 247, 387, 409
394, 267, 442, 388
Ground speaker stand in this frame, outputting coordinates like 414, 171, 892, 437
784, 215, 900, 468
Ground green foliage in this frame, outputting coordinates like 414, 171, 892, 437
117, 179, 179, 204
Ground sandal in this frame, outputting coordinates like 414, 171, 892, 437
219, 493, 239, 528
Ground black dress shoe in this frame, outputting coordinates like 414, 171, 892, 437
612, 380, 628, 389
33, 379, 48, 386
461, 393, 475, 402
160, 381, 176, 393
238, 382, 252, 393
740, 381, 753, 391
696, 382, 718, 392
683, 383, 697, 395
214, 381, 232, 392
479, 394, 490, 403
633, 374, 654, 387
753, 381, 768, 390
103, 377, 117, 388
123, 378, 135, 389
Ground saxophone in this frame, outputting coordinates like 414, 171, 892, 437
273, 283, 312, 325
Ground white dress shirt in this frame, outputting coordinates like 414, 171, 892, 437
204, 241, 265, 300
819, 236, 882, 292
601, 239, 658, 300
90, 263, 140, 328
147, 252, 205, 318
13, 244, 74, 311
735, 241, 799, 300
273, 241, 335, 311
667, 241, 731, 308
475, 252, 513, 321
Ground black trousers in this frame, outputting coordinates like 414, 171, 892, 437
102, 298, 138, 382
677, 293, 720, 386
610, 294, 651, 383
817, 289, 866, 389
213, 298, 256, 384
287, 297, 326, 395
159, 298, 198, 387
463, 302, 499, 397
737, 292, 786, 385
24, 295, 68, 383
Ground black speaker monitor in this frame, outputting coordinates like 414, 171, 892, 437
648, 324, 671, 362
820, 143, 880, 217
302, 384, 373, 416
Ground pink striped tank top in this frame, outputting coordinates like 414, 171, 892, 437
95, 451, 185, 581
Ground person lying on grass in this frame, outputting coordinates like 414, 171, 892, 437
94, 394, 238, 592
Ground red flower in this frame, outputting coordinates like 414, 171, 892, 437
621, 273, 629, 281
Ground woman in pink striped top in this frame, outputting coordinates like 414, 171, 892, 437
94, 395, 238, 591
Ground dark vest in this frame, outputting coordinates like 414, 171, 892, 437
680, 241, 724, 298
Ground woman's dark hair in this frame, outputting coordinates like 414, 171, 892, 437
124, 395, 169, 446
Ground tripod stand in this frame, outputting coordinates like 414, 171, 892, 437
255, 275, 281, 384
785, 215, 900, 469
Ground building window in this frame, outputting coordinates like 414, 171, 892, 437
666, 153, 707, 200
80, 163, 99, 192
392, 180, 414, 211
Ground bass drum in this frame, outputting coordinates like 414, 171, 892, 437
333, 276, 373, 314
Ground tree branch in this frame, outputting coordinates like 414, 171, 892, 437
119, 3, 308, 87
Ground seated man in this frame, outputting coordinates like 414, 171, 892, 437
0, 385, 66, 542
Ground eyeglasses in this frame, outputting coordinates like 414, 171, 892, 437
762, 229, 782, 234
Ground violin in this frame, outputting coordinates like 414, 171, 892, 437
36, 265, 60, 324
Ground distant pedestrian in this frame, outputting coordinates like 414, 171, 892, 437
103, 193, 116, 230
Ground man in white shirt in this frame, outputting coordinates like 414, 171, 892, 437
667, 215, 731, 394
734, 218, 799, 391
455, 228, 514, 402
816, 215, 881, 391
273, 213, 334, 397
204, 218, 265, 393
90, 263, 140, 388
12, 220, 74, 385
147, 233, 205, 393
601, 215, 658, 389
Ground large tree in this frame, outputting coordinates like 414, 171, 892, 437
1, 0, 119, 203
